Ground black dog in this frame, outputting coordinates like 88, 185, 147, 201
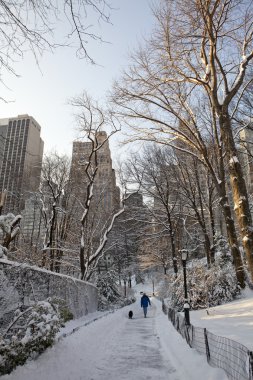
128, 310, 133, 319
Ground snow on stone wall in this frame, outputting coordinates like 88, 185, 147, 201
0, 259, 98, 331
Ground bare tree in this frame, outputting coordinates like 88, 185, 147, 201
40, 152, 71, 271
122, 145, 182, 276
155, 0, 253, 281
111, 0, 253, 286
0, 0, 112, 95
69, 92, 122, 280
175, 154, 217, 266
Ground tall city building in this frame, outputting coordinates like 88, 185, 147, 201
0, 115, 44, 214
67, 131, 120, 273
70, 131, 120, 214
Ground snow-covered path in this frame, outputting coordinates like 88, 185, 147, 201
2, 297, 227, 380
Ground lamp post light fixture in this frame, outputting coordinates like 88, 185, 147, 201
181, 249, 190, 326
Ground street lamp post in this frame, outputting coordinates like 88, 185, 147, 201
181, 249, 190, 326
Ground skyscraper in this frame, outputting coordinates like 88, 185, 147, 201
68, 131, 120, 269
70, 131, 120, 214
0, 114, 44, 214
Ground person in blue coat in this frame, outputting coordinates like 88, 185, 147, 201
141, 293, 151, 318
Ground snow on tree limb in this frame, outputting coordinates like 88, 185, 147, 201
0, 213, 22, 250
82, 192, 134, 280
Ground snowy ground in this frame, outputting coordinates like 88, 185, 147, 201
190, 287, 253, 351
3, 283, 253, 380
2, 290, 227, 380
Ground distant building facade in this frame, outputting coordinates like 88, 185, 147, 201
0, 115, 44, 214
70, 131, 120, 214
68, 131, 120, 270
20, 193, 45, 241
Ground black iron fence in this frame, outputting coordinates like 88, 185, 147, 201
162, 302, 253, 380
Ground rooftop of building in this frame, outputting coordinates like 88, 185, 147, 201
0, 115, 42, 131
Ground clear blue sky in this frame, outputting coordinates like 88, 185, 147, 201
0, 0, 154, 161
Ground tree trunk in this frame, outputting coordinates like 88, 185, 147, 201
194, 163, 213, 267
219, 193, 245, 288
219, 109, 253, 282
208, 197, 216, 263
80, 246, 85, 279
194, 209, 212, 267
212, 120, 245, 288
203, 231, 212, 267
167, 211, 178, 275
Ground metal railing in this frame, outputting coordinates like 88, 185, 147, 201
162, 302, 253, 380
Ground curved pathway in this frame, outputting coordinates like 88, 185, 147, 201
2, 297, 227, 380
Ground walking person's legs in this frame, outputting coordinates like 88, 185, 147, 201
143, 306, 147, 318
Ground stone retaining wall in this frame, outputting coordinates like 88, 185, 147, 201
0, 259, 98, 331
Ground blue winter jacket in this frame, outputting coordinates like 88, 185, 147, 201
141, 294, 151, 308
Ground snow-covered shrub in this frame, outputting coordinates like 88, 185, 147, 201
51, 298, 74, 323
168, 253, 240, 311
0, 299, 63, 375
96, 269, 135, 310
